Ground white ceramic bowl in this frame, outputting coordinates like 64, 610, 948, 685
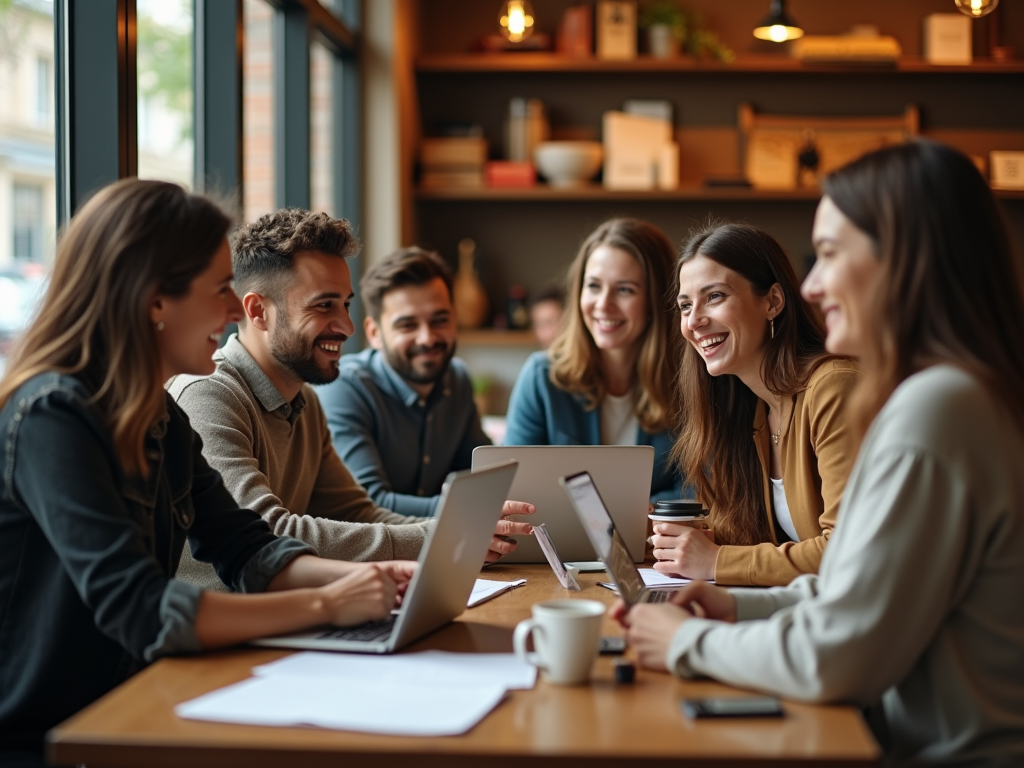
534, 141, 603, 188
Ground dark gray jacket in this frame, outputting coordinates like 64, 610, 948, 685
0, 373, 311, 755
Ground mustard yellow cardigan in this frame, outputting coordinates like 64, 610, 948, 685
712, 358, 859, 586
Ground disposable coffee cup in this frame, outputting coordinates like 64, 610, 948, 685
513, 599, 605, 685
649, 499, 709, 523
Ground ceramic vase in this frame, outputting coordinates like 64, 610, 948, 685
647, 25, 679, 58
454, 238, 489, 328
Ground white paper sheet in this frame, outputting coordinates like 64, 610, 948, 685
253, 650, 537, 690
468, 577, 526, 607
176, 676, 507, 736
598, 569, 709, 594
639, 568, 697, 588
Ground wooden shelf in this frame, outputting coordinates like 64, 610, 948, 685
416, 53, 1024, 74
418, 185, 1024, 202
418, 185, 821, 201
458, 329, 539, 347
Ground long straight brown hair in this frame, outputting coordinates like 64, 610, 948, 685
548, 218, 681, 432
823, 140, 1024, 441
671, 223, 833, 545
0, 179, 231, 476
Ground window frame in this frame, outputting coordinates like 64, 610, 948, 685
55, 0, 361, 229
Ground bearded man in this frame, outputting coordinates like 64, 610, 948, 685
169, 212, 531, 591
319, 246, 491, 517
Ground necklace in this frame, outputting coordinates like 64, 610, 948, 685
770, 401, 786, 445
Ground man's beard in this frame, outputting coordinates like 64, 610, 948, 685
269, 320, 347, 386
383, 339, 456, 386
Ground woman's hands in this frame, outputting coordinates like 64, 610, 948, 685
610, 582, 737, 671
317, 561, 416, 627
650, 522, 721, 581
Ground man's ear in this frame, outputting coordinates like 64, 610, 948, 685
364, 316, 384, 350
242, 292, 271, 332
767, 283, 786, 319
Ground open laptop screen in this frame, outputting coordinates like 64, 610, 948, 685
562, 471, 645, 605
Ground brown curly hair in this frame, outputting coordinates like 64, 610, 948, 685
232, 208, 359, 301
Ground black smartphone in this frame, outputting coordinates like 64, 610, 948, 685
598, 636, 627, 655
681, 696, 784, 719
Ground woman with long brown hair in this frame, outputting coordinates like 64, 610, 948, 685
0, 179, 415, 766
504, 218, 683, 500
619, 140, 1024, 765
654, 223, 857, 585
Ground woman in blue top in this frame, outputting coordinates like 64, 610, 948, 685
505, 218, 683, 501
0, 179, 415, 766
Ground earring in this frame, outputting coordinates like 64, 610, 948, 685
155, 321, 165, 332
770, 318, 775, 340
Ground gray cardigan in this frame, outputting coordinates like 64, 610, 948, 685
667, 365, 1024, 765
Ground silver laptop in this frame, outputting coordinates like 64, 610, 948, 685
560, 471, 676, 605
252, 460, 518, 653
472, 445, 653, 563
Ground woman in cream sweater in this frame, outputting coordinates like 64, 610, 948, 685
620, 141, 1024, 765
653, 222, 857, 586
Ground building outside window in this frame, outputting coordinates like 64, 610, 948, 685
0, 0, 56, 373
12, 182, 44, 261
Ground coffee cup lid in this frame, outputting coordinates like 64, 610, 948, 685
653, 499, 706, 515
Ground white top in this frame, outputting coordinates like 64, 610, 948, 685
667, 365, 1024, 764
769, 477, 799, 543
600, 393, 638, 446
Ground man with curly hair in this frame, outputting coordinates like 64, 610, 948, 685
169, 209, 532, 591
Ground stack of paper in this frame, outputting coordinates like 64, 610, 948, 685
176, 651, 536, 736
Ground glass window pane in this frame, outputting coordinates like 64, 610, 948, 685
243, 0, 276, 223
0, 0, 56, 374
136, 0, 195, 187
310, 39, 334, 216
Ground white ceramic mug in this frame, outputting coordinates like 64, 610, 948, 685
513, 599, 605, 685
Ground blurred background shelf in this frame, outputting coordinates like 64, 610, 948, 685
459, 329, 539, 347
419, 186, 1024, 202
417, 53, 1024, 74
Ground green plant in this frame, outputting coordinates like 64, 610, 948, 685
638, 1, 735, 63
638, 0, 690, 41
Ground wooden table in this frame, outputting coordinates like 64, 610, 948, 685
48, 565, 880, 767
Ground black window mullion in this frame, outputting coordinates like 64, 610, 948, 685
55, 0, 137, 224
194, 0, 243, 198
274, 4, 310, 209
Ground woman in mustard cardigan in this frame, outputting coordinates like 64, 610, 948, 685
653, 222, 857, 586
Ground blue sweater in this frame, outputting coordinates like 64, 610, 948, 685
504, 352, 683, 501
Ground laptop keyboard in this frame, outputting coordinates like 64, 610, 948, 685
645, 590, 675, 604
322, 616, 397, 642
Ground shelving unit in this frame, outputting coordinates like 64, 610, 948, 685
397, 0, 1024, 412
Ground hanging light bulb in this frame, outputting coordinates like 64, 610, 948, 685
499, 1, 535, 43
954, 0, 999, 18
753, 0, 804, 42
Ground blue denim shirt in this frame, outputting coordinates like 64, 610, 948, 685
318, 349, 490, 517
0, 373, 312, 754
504, 352, 684, 501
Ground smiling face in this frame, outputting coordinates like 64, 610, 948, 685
579, 245, 648, 357
265, 250, 356, 385
803, 196, 881, 358
676, 254, 781, 383
152, 238, 243, 380
366, 277, 457, 391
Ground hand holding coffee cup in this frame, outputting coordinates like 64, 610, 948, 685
513, 600, 605, 685
649, 500, 718, 580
